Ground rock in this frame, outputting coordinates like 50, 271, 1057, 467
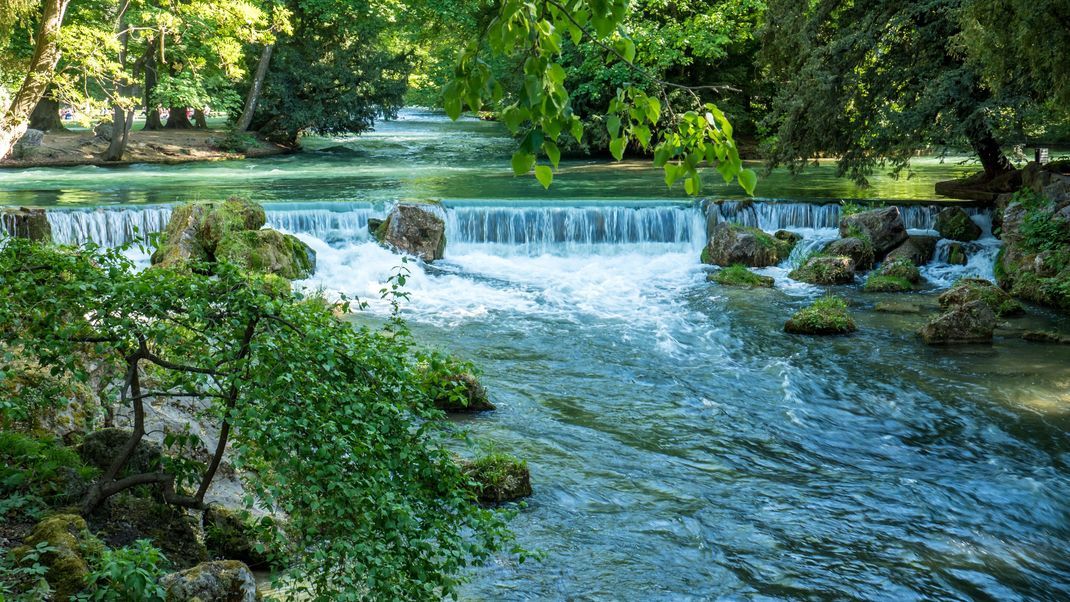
774, 230, 802, 246
788, 255, 856, 285
996, 180, 1070, 312
215, 229, 316, 280
151, 198, 267, 267
12, 128, 44, 159
93, 122, 113, 141
1, 207, 52, 242
203, 506, 271, 568
0, 357, 98, 437
160, 560, 257, 602
784, 295, 856, 335
824, 237, 875, 270
947, 242, 968, 265
702, 223, 788, 268
707, 264, 775, 288
78, 428, 163, 476
367, 217, 384, 234
13, 515, 103, 600
461, 454, 532, 504
938, 278, 1025, 318
863, 275, 914, 292
874, 301, 922, 314
919, 299, 996, 344
885, 235, 939, 266
374, 202, 447, 262
839, 206, 908, 256
1022, 330, 1070, 344
89, 494, 208, 569
420, 366, 495, 412
864, 257, 922, 292
935, 207, 982, 241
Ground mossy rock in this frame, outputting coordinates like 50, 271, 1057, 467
874, 301, 922, 314
825, 236, 875, 271
151, 198, 266, 267
160, 560, 257, 602
89, 494, 207, 569
789, 255, 856, 285
708, 264, 774, 288
864, 275, 915, 292
784, 296, 857, 335
919, 299, 996, 344
13, 514, 104, 600
215, 229, 316, 280
938, 278, 1025, 318
947, 242, 968, 266
462, 454, 532, 504
703, 223, 786, 268
1022, 330, 1070, 344
420, 364, 495, 412
935, 207, 982, 242
865, 258, 921, 292
1, 207, 52, 242
203, 506, 271, 569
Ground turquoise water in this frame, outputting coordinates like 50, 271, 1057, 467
4, 112, 1070, 601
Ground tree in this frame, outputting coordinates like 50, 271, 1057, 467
0, 0, 71, 160
0, 238, 512, 599
759, 0, 1017, 185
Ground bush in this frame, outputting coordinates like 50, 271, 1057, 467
0, 432, 98, 520
77, 540, 168, 602
213, 130, 257, 153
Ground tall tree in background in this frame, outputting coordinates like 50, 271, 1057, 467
759, 0, 1016, 185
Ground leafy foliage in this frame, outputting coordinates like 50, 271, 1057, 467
75, 540, 168, 602
0, 239, 513, 600
0, 541, 55, 600
0, 432, 99, 520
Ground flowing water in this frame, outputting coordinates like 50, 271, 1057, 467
3, 112, 1070, 600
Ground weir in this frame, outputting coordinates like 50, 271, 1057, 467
43, 200, 994, 250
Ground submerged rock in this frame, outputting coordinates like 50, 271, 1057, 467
1, 206, 52, 242
839, 206, 908, 256
935, 207, 982, 241
784, 295, 856, 335
374, 202, 447, 262
789, 255, 856, 285
160, 560, 258, 602
702, 223, 788, 268
947, 242, 968, 266
874, 301, 923, 314
824, 236, 875, 270
885, 235, 938, 266
919, 299, 996, 344
461, 454, 532, 504
13, 515, 102, 600
1022, 330, 1070, 344
938, 278, 1024, 318
215, 229, 316, 280
708, 264, 774, 288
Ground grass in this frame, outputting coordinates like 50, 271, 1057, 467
784, 295, 857, 335
708, 264, 774, 288
864, 275, 915, 292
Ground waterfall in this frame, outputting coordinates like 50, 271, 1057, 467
47, 206, 173, 246
707, 200, 987, 231
264, 202, 384, 244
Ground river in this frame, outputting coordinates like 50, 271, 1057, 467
2, 111, 1070, 601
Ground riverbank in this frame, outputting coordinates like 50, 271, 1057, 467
0, 128, 291, 169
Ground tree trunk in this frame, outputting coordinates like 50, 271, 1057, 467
142, 43, 163, 130
29, 88, 67, 132
193, 108, 207, 129
968, 127, 1014, 180
0, 0, 72, 160
104, 0, 134, 162
235, 43, 273, 132
165, 106, 192, 129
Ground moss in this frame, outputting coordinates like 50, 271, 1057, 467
90, 494, 208, 569
789, 255, 855, 285
215, 229, 316, 280
708, 264, 775, 288
203, 506, 272, 568
876, 257, 921, 283
864, 275, 915, 292
939, 278, 1025, 318
699, 246, 713, 265
947, 243, 968, 266
461, 453, 532, 504
13, 514, 103, 600
784, 295, 857, 335
151, 198, 267, 267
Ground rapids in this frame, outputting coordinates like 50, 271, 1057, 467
2, 111, 1069, 600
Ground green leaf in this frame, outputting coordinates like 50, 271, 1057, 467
738, 168, 758, 196
511, 151, 536, 175
609, 137, 626, 161
569, 117, 583, 143
646, 98, 661, 124
664, 163, 680, 188
543, 140, 561, 169
614, 38, 636, 63
534, 165, 554, 189
606, 114, 622, 138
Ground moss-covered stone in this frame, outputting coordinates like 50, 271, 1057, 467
939, 278, 1025, 318
215, 229, 316, 280
789, 255, 856, 285
864, 258, 921, 292
703, 223, 786, 267
420, 364, 495, 412
874, 301, 922, 314
947, 242, 968, 266
150, 198, 266, 268
203, 506, 271, 568
1, 207, 52, 242
707, 264, 774, 288
935, 207, 982, 241
825, 236, 875, 271
784, 295, 857, 335
864, 275, 915, 292
461, 454, 532, 504
160, 560, 257, 602
919, 299, 996, 345
12, 514, 103, 600
89, 494, 207, 569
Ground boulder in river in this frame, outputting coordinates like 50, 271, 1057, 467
839, 206, 908, 257
152, 198, 267, 266
215, 229, 316, 280
784, 295, 856, 335
919, 299, 996, 344
824, 236, 875, 271
422, 368, 496, 413
789, 255, 856, 285
935, 207, 982, 241
947, 242, 968, 266
885, 235, 938, 266
702, 223, 788, 268
461, 454, 532, 504
708, 264, 775, 288
938, 278, 1024, 318
160, 560, 258, 602
864, 257, 922, 292
1, 206, 52, 242
374, 201, 447, 262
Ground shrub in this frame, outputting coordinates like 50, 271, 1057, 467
76, 540, 168, 602
0, 432, 98, 520
213, 130, 257, 153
